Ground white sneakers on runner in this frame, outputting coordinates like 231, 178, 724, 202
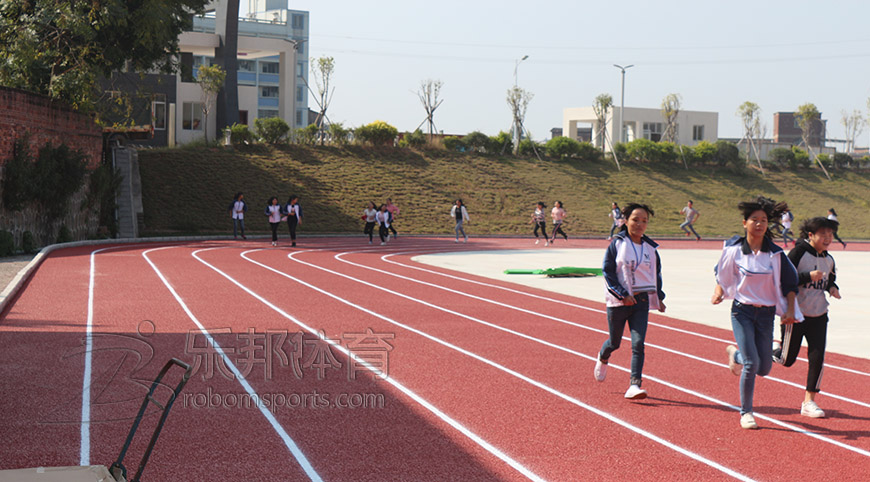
801, 400, 825, 418
624, 385, 647, 400
594, 359, 607, 382
725, 345, 742, 376
740, 413, 759, 429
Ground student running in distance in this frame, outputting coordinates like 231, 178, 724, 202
230, 192, 247, 240
712, 196, 801, 430
773, 216, 841, 418
530, 202, 549, 245
550, 201, 568, 243
385, 198, 400, 239
781, 208, 795, 247
595, 203, 665, 400
285, 195, 302, 247
363, 201, 378, 245
265, 196, 283, 247
679, 200, 701, 240
827, 208, 847, 249
451, 199, 469, 243
376, 204, 391, 245
607, 202, 623, 240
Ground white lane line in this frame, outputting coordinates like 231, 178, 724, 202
283, 248, 870, 459
234, 248, 757, 480
334, 249, 870, 410
380, 249, 870, 378
189, 247, 546, 482
141, 247, 323, 482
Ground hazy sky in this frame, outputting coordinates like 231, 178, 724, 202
250, 1, 870, 146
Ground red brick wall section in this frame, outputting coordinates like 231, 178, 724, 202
0, 86, 102, 169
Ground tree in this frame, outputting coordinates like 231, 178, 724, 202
795, 103, 830, 180
661, 94, 681, 144
309, 56, 335, 145
841, 109, 866, 154
737, 101, 765, 173
198, 65, 227, 143
506, 86, 533, 155
215, 0, 240, 132
0, 0, 209, 110
416, 79, 443, 143
591, 94, 613, 153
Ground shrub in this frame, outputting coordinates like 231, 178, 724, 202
714, 141, 742, 168
768, 147, 794, 168
295, 123, 319, 145
833, 152, 853, 169
442, 136, 465, 152
463, 131, 490, 152
816, 153, 832, 169
329, 123, 351, 145
488, 131, 512, 154
624, 139, 660, 162
255, 117, 291, 144
790, 146, 811, 169
0, 230, 13, 257
576, 141, 603, 162
518, 139, 541, 156
354, 120, 398, 146
21, 231, 37, 254
56, 225, 73, 244
229, 123, 255, 146
2, 135, 33, 212
545, 136, 581, 159
692, 141, 717, 164
32, 142, 88, 219
404, 129, 426, 148
656, 142, 679, 163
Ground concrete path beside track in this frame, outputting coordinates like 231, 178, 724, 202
415, 247, 869, 360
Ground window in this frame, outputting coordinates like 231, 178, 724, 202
258, 109, 279, 119
238, 60, 256, 72
239, 110, 248, 126
296, 86, 304, 102
642, 122, 663, 142
261, 62, 279, 74
291, 14, 304, 29
296, 109, 303, 126
261, 86, 280, 98
151, 94, 166, 130
692, 125, 704, 141
297, 62, 304, 77
182, 102, 203, 130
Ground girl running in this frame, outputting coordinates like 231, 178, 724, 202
827, 208, 847, 249
550, 201, 568, 243
594, 203, 666, 400
607, 202, 623, 239
376, 204, 391, 245
712, 196, 801, 429
265, 196, 283, 246
530, 202, 548, 245
451, 199, 469, 243
363, 201, 378, 244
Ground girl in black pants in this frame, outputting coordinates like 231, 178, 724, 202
285, 195, 301, 247
363, 201, 378, 244
531, 202, 548, 245
376, 204, 391, 245
265, 197, 283, 246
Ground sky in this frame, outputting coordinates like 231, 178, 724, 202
248, 0, 870, 147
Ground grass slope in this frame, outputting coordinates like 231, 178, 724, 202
138, 145, 870, 240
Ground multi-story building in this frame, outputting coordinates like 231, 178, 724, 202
562, 106, 718, 152
772, 112, 826, 147
102, 0, 308, 146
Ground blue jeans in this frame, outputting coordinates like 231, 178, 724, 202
680, 221, 699, 237
233, 218, 245, 237
599, 294, 649, 386
730, 301, 775, 414
455, 220, 466, 239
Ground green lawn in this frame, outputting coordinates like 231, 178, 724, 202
138, 145, 870, 240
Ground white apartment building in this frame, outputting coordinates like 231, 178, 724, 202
562, 106, 718, 153
172, 0, 309, 145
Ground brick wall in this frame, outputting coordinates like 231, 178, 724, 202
0, 86, 103, 248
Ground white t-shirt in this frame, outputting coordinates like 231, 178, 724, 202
781, 212, 792, 229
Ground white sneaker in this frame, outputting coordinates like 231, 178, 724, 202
726, 345, 741, 376
594, 359, 607, 382
455, 239, 459, 243
380, 242, 385, 246
386, 234, 391, 241
535, 239, 540, 245
545, 241, 549, 246
740, 412, 759, 429
464, 236, 468, 243
801, 400, 825, 418
624, 384, 647, 400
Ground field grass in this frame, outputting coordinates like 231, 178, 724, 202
138, 145, 870, 240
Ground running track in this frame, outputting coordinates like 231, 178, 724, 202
1, 237, 869, 481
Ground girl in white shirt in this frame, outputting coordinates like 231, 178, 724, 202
550, 201, 568, 243
363, 201, 378, 244
712, 196, 800, 429
451, 199, 469, 243
376, 204, 391, 245
265, 196, 283, 246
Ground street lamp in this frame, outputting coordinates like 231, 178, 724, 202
514, 55, 529, 87
613, 64, 634, 144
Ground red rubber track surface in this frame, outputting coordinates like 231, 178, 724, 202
1, 237, 868, 481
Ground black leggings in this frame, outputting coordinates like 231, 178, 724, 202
551, 222, 567, 241
379, 224, 389, 242
389, 222, 397, 236
364, 221, 376, 241
533, 221, 548, 239
287, 217, 298, 241
833, 231, 846, 247
270, 222, 280, 242
778, 313, 827, 392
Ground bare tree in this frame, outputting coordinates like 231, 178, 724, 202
309, 56, 335, 145
592, 93, 613, 153
506, 86, 533, 155
796, 103, 830, 180
737, 101, 765, 173
661, 93, 681, 144
841, 109, 866, 154
416, 79, 443, 143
